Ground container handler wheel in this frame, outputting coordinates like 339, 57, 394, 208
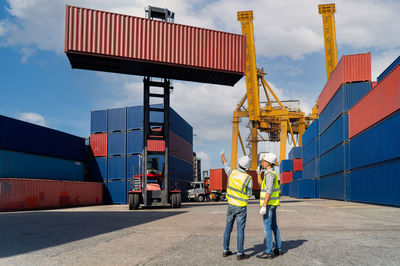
129, 193, 140, 210
129, 194, 134, 210
171, 193, 182, 208
176, 193, 181, 208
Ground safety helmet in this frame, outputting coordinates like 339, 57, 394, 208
238, 155, 251, 169
261, 152, 278, 166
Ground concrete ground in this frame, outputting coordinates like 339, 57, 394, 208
0, 197, 399, 266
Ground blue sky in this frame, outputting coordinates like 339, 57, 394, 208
1, 0, 400, 172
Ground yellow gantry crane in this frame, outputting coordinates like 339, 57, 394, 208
231, 11, 312, 170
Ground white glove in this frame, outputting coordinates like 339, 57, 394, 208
256, 165, 262, 176
259, 206, 267, 215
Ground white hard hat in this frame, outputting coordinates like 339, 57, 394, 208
238, 155, 251, 169
261, 152, 278, 166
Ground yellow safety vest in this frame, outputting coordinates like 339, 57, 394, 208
226, 169, 252, 207
259, 170, 280, 207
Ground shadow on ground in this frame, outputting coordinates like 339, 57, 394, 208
0, 210, 185, 258
245, 239, 308, 256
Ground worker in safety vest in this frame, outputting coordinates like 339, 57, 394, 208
256, 152, 283, 259
221, 152, 252, 260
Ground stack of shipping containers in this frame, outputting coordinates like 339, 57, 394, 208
302, 119, 320, 198
280, 159, 293, 196
289, 147, 315, 199
317, 53, 372, 200
89, 105, 193, 204
0, 115, 102, 211
347, 56, 400, 206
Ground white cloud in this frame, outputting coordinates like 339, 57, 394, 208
20, 47, 35, 63
17, 112, 47, 127
0, 21, 6, 36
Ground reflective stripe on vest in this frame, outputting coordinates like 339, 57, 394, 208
226, 169, 251, 207
259, 170, 280, 207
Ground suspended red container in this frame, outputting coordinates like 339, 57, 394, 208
349, 64, 400, 138
319, 53, 371, 114
90, 133, 107, 157
64, 5, 246, 86
0, 178, 103, 211
293, 159, 303, 172
280, 172, 293, 184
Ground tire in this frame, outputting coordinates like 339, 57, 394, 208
197, 195, 204, 202
171, 193, 177, 208
128, 194, 134, 210
133, 193, 140, 210
176, 193, 182, 208
215, 196, 220, 202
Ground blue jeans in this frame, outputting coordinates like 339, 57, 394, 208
223, 204, 247, 254
263, 205, 281, 254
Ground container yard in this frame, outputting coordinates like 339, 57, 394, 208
1, 1, 400, 265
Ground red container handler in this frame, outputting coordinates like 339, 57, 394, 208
280, 172, 293, 184
209, 168, 227, 191
349, 64, 400, 139
64, 5, 246, 86
90, 133, 107, 157
319, 53, 371, 114
0, 178, 103, 211
293, 159, 303, 172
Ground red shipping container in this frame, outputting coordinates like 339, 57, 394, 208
209, 168, 227, 191
319, 53, 371, 114
280, 172, 293, 184
349, 64, 400, 138
0, 178, 103, 211
148, 139, 165, 152
292, 159, 303, 172
169, 131, 193, 163
372, 81, 377, 88
246, 170, 262, 190
64, 5, 246, 86
90, 133, 107, 157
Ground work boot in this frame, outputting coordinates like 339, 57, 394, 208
236, 253, 250, 260
222, 250, 232, 257
274, 248, 283, 256
256, 252, 274, 259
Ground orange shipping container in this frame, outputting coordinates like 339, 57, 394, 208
319, 53, 371, 114
349, 64, 400, 138
90, 133, 107, 157
209, 168, 227, 191
0, 178, 103, 211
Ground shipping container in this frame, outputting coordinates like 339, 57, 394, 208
293, 171, 302, 180
298, 179, 316, 199
169, 131, 193, 163
288, 147, 302, 160
319, 114, 348, 156
107, 156, 126, 179
303, 158, 318, 179
292, 159, 303, 172
377, 55, 400, 82
0, 115, 85, 162
302, 119, 318, 147
209, 168, 227, 191
246, 170, 261, 190
349, 64, 400, 138
89, 157, 107, 182
281, 183, 289, 196
108, 108, 126, 132
280, 172, 293, 184
90, 133, 107, 157
127, 130, 143, 155
349, 110, 400, 170
280, 160, 293, 172
347, 159, 400, 206
0, 178, 103, 211
319, 172, 345, 200
127, 105, 164, 130
319, 82, 371, 134
168, 155, 194, 196
107, 179, 126, 204
315, 178, 320, 199
289, 181, 298, 198
319, 143, 349, 177
170, 108, 193, 144
303, 138, 319, 164
65, 5, 246, 86
90, 110, 107, 133
108, 132, 127, 156
126, 154, 164, 179
0, 149, 84, 181
318, 53, 371, 114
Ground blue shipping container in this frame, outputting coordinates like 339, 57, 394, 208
0, 149, 84, 181
302, 119, 319, 147
107, 179, 126, 204
293, 171, 302, 180
288, 147, 303, 159
280, 160, 293, 172
315, 178, 320, 198
108, 156, 126, 179
89, 157, 107, 182
0, 115, 85, 162
298, 179, 316, 199
127, 130, 143, 155
108, 132, 126, 156
347, 159, 400, 206
289, 181, 297, 198
303, 138, 319, 164
281, 183, 289, 196
320, 143, 349, 177
108, 108, 126, 132
126, 154, 165, 178
303, 158, 318, 179
319, 114, 348, 156
377, 56, 400, 82
319, 82, 372, 134
91, 110, 107, 133
319, 172, 345, 200
349, 111, 400, 170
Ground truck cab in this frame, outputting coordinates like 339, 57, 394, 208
187, 181, 207, 202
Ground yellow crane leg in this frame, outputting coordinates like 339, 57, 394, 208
279, 120, 287, 164
299, 117, 305, 146
231, 115, 240, 169
251, 126, 258, 170
238, 131, 246, 156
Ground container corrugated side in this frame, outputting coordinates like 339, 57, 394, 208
89, 157, 107, 182
377, 55, 400, 82
90, 133, 107, 157
169, 131, 193, 163
292, 159, 303, 172
107, 156, 126, 179
65, 5, 245, 86
0, 115, 85, 162
318, 53, 371, 114
293, 171, 302, 180
303, 158, 318, 179
107, 132, 126, 156
168, 155, 193, 193
302, 119, 318, 147
281, 183, 289, 196
349, 64, 400, 138
303, 138, 319, 164
347, 159, 400, 206
280, 172, 293, 184
91, 110, 107, 133
319, 172, 346, 200
107, 179, 126, 204
289, 180, 298, 198
288, 147, 302, 159
0, 178, 102, 211
349, 110, 400, 170
319, 114, 348, 156
170, 108, 193, 144
280, 160, 293, 172
0, 149, 84, 181
298, 179, 316, 199
319, 82, 372, 134
319, 143, 349, 177
107, 108, 126, 132
209, 168, 227, 191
